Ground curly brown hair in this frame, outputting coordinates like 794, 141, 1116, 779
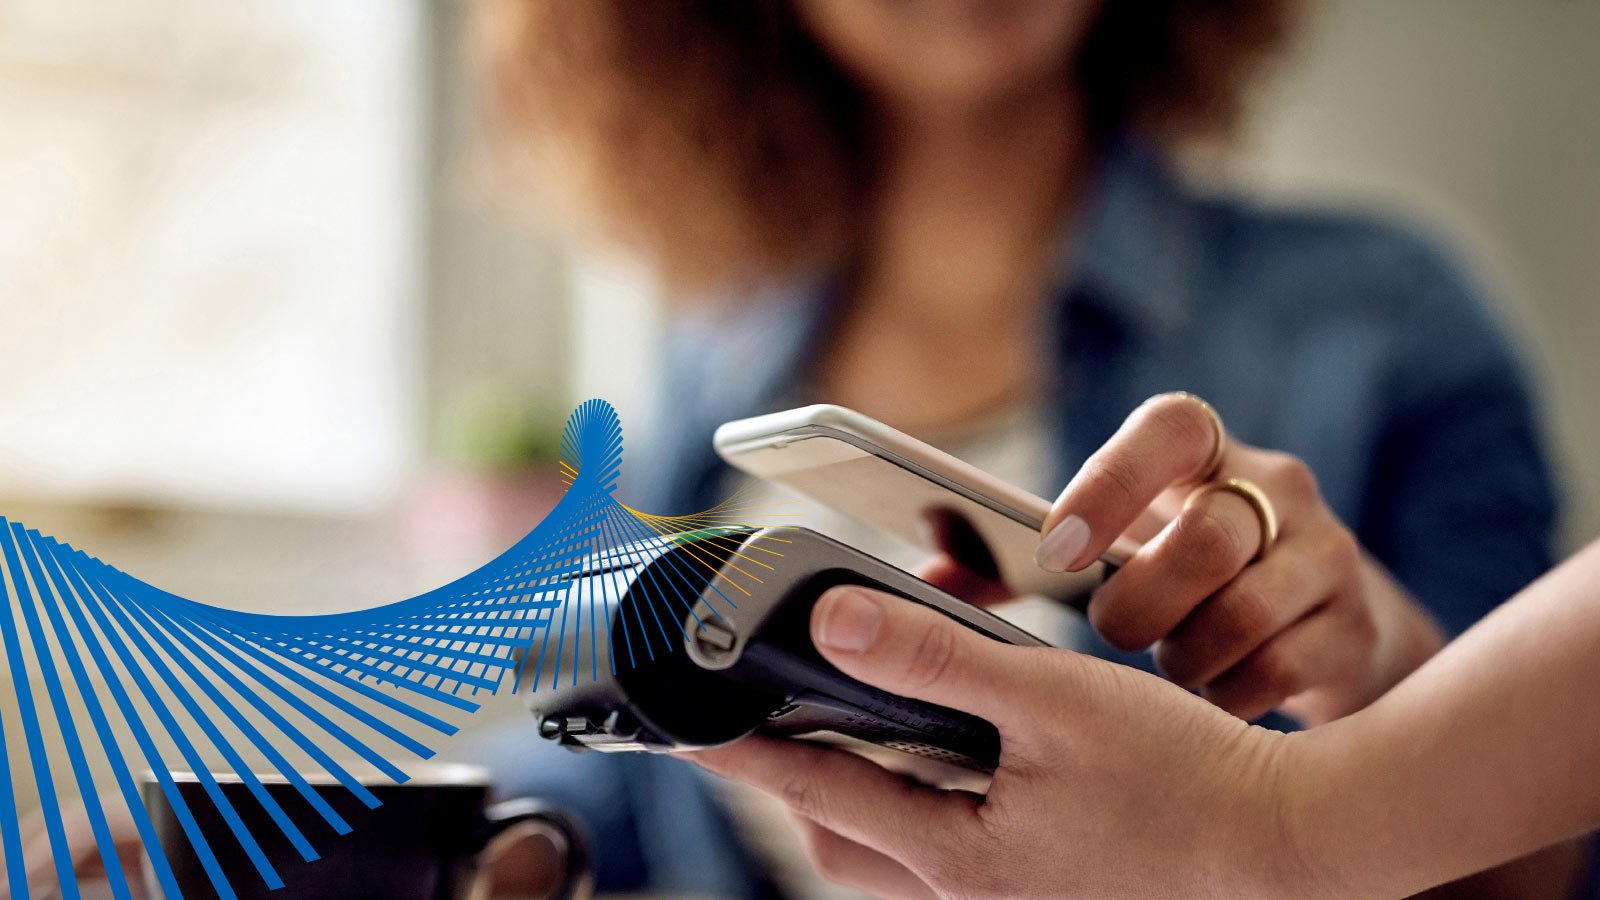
472, 0, 1299, 293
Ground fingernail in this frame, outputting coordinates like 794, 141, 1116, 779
1035, 514, 1091, 572
815, 587, 882, 653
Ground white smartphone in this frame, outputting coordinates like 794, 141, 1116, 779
713, 404, 1137, 600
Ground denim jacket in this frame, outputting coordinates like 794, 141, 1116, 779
531, 138, 1577, 898
630, 138, 1558, 641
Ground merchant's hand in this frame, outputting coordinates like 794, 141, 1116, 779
688, 585, 1335, 900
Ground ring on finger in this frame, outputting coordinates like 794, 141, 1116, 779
1184, 476, 1279, 561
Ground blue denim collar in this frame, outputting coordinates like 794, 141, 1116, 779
655, 136, 1201, 452
1062, 136, 1199, 338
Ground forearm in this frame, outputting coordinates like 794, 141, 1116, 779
1315, 565, 1591, 900
1290, 539, 1600, 898
1412, 837, 1588, 900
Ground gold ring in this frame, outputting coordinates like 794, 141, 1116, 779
1185, 476, 1279, 561
1173, 392, 1227, 485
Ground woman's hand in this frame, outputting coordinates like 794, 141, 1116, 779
689, 585, 1336, 900
936, 392, 1446, 724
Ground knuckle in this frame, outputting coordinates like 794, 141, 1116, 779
1083, 453, 1143, 504
1248, 645, 1303, 698
1265, 452, 1320, 503
1176, 505, 1249, 576
1088, 590, 1153, 651
777, 774, 823, 820
1350, 605, 1379, 656
1157, 585, 1274, 686
902, 621, 960, 691
1338, 590, 1379, 654
1215, 581, 1277, 647
1319, 527, 1362, 575
1151, 639, 1198, 685
775, 753, 830, 819
1141, 392, 1215, 450
999, 648, 1073, 732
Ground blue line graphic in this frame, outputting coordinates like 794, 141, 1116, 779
0, 400, 788, 898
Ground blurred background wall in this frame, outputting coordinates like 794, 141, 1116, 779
1240, 0, 1600, 551
0, 0, 1595, 816
565, 0, 1600, 550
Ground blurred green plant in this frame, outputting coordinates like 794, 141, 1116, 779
436, 384, 566, 472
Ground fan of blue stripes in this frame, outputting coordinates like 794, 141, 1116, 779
0, 399, 789, 900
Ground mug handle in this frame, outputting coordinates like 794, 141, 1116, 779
465, 798, 593, 900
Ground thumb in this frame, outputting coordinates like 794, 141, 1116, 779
810, 585, 1035, 729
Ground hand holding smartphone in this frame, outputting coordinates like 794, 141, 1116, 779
714, 404, 1137, 602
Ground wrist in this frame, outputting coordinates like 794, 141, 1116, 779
1267, 725, 1376, 899
1208, 725, 1356, 900
1257, 729, 1339, 898
1273, 704, 1441, 900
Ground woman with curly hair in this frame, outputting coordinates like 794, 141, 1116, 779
467, 1, 1587, 896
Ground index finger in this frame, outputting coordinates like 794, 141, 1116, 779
686, 736, 978, 868
1038, 392, 1225, 573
